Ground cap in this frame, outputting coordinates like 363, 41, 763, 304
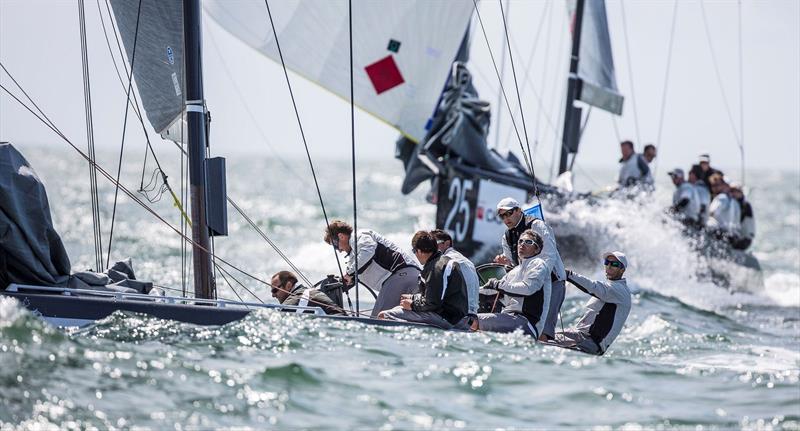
729, 182, 743, 191
667, 168, 685, 178
497, 197, 520, 211
603, 251, 628, 269
699, 154, 711, 163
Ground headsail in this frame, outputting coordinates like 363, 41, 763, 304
109, 0, 185, 138
568, 0, 623, 115
204, 0, 474, 143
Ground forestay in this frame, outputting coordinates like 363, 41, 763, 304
205, 0, 474, 143
568, 0, 624, 115
109, 0, 186, 140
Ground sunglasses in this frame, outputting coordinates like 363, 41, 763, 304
518, 239, 538, 246
604, 259, 623, 268
271, 287, 279, 295
498, 209, 516, 219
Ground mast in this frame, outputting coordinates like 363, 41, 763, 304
558, 0, 585, 175
183, 0, 215, 299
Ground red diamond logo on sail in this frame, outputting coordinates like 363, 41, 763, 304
365, 55, 405, 95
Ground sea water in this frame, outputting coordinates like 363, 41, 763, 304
1, 147, 798, 429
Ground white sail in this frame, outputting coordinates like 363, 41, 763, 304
204, 0, 474, 143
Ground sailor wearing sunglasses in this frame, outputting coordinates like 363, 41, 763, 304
493, 197, 567, 342
551, 251, 632, 355
472, 230, 551, 338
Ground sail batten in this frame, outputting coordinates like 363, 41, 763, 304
205, 0, 474, 143
109, 0, 185, 136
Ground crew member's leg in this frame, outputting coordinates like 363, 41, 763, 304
542, 278, 565, 339
379, 306, 452, 329
475, 313, 536, 337
552, 330, 602, 355
371, 267, 420, 317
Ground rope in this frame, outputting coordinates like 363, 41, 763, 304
348, 0, 359, 314
78, 0, 104, 273
653, 0, 679, 178
263, 0, 348, 287
106, 0, 143, 269
619, 0, 642, 145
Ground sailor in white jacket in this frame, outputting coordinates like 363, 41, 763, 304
325, 220, 420, 317
554, 251, 632, 355
668, 168, 701, 225
474, 230, 551, 338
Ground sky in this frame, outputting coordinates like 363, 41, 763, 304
1, 0, 798, 187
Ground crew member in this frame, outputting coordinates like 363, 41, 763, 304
617, 140, 651, 188
379, 231, 469, 329
270, 270, 344, 315
492, 197, 566, 341
706, 175, 742, 241
730, 183, 755, 250
689, 154, 723, 191
553, 251, 632, 355
667, 168, 701, 226
431, 229, 479, 320
642, 144, 657, 187
474, 230, 551, 338
689, 169, 711, 224
324, 220, 420, 317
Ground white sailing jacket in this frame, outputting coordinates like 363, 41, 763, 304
345, 230, 420, 291
673, 182, 701, 222
497, 255, 551, 337
694, 182, 712, 223
443, 247, 480, 316
707, 193, 742, 233
618, 153, 651, 187
501, 218, 566, 282
567, 272, 632, 353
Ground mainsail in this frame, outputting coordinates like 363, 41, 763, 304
204, 0, 474, 143
109, 0, 185, 139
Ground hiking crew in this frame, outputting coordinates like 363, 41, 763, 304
706, 175, 742, 241
379, 231, 469, 329
730, 184, 755, 250
493, 198, 566, 341
617, 140, 652, 188
668, 168, 701, 226
431, 229, 480, 320
271, 271, 344, 315
474, 230, 551, 338
325, 220, 420, 317
553, 251, 632, 355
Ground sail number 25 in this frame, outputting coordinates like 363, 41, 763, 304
443, 177, 474, 242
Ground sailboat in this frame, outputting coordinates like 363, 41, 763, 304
0, 0, 477, 327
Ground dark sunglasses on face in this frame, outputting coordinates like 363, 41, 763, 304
271, 287, 279, 295
518, 239, 537, 246
604, 259, 623, 268
498, 209, 516, 219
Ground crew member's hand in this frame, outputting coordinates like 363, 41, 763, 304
564, 269, 573, 279
343, 274, 353, 286
400, 297, 413, 310
494, 254, 511, 266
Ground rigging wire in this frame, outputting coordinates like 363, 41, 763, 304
105, 0, 143, 269
348, 0, 359, 314
619, 0, 642, 146
699, 0, 744, 166
492, 0, 510, 151
263, 0, 349, 290
737, 0, 745, 185
78, 0, 104, 272
205, 29, 311, 187
471, 0, 536, 192
498, 0, 540, 193
0, 66, 370, 318
652, 0, 679, 178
